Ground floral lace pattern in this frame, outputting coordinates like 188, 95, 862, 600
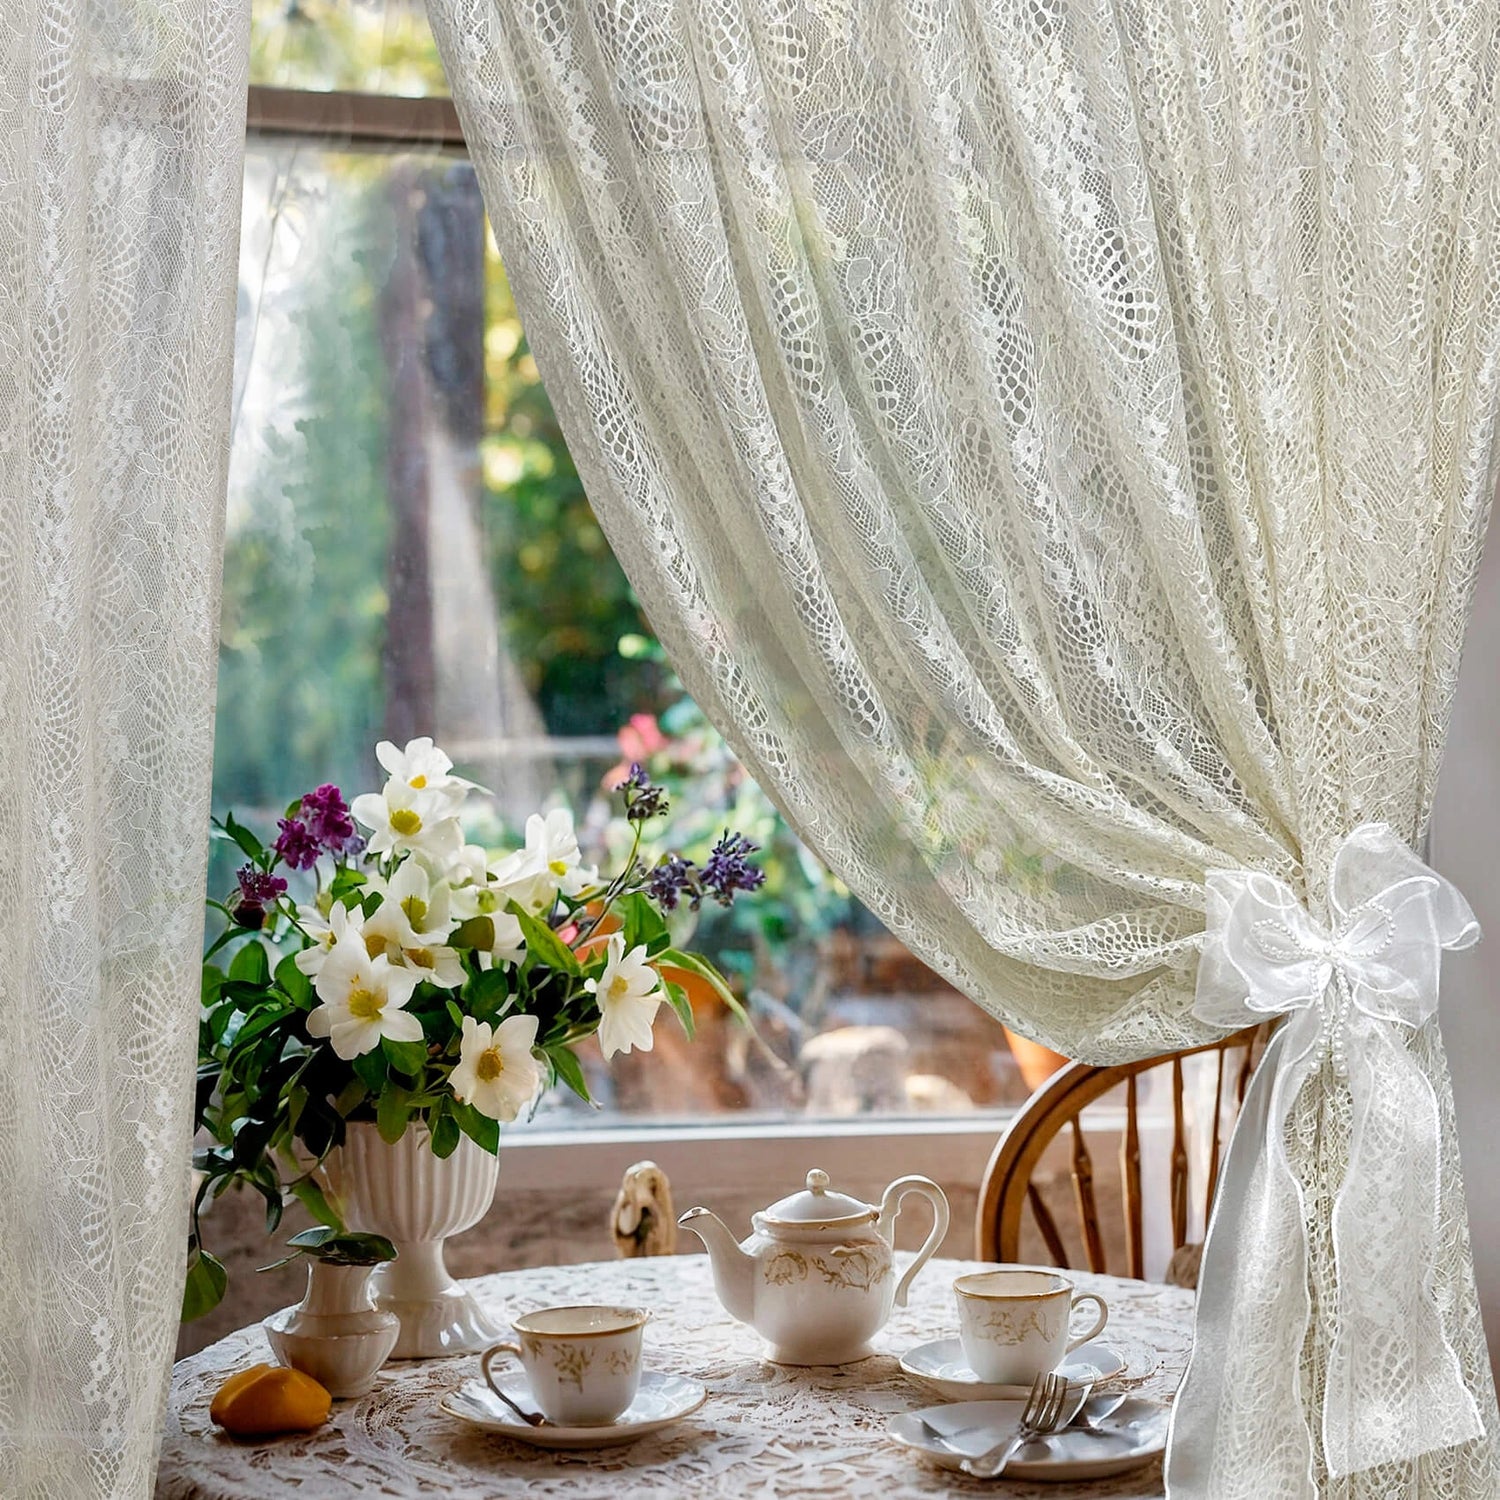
0, 2, 245, 1494
423, 0, 1500, 1490
157, 1257, 1188, 1500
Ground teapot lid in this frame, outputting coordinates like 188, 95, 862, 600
758, 1169, 877, 1228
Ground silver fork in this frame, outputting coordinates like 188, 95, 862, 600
959, 1372, 1074, 1478
1074, 1392, 1129, 1433
916, 1371, 1054, 1452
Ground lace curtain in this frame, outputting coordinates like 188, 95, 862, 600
428, 0, 1500, 1493
0, 3, 246, 1495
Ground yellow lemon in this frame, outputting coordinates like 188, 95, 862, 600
209, 1363, 332, 1436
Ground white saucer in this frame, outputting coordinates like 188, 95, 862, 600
898, 1337, 1127, 1401
441, 1371, 707, 1449
889, 1396, 1169, 1480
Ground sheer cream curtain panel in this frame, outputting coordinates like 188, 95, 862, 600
428, 0, 1500, 1494
0, 2, 248, 1494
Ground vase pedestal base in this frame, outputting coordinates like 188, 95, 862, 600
372, 1242, 503, 1359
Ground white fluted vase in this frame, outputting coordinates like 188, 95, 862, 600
331, 1121, 502, 1358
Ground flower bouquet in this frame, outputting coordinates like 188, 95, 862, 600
189, 737, 762, 1324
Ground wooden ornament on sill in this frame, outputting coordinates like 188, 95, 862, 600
611, 1161, 677, 1258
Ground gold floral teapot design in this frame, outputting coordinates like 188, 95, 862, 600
679, 1168, 950, 1364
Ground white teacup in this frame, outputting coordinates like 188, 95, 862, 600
482, 1304, 649, 1425
954, 1269, 1109, 1385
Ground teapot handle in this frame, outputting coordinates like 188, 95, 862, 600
878, 1176, 951, 1309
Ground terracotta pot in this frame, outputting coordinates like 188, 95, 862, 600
659, 963, 720, 1013
1002, 1026, 1069, 1093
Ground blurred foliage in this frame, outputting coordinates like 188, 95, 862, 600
250, 0, 448, 95
479, 251, 666, 735
214, 165, 391, 902
590, 647, 861, 1000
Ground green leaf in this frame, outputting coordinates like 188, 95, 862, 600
330, 865, 368, 901
429, 1098, 460, 1159
201, 965, 226, 1006
664, 981, 695, 1040
288, 1175, 343, 1230
295, 1099, 340, 1161
545, 1044, 594, 1104
228, 939, 271, 988
509, 902, 581, 976
658, 947, 748, 1023
181, 1247, 228, 1322
450, 915, 495, 951
202, 926, 239, 963
463, 965, 510, 1020
274, 952, 313, 1007
226, 1002, 292, 1052
246, 1162, 285, 1235
222, 812, 267, 866
620, 892, 670, 955
259, 1227, 396, 1272
450, 1100, 500, 1154
333, 1078, 368, 1117
206, 998, 239, 1045
352, 1049, 388, 1091
381, 1037, 429, 1079
376, 1086, 411, 1144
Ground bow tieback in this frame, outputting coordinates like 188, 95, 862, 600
1166, 823, 1482, 1497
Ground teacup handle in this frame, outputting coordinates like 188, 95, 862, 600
480, 1344, 540, 1410
879, 1175, 951, 1309
1066, 1292, 1109, 1352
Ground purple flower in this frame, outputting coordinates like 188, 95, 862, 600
701, 831, 765, 906
232, 864, 288, 929
647, 854, 695, 911
272, 817, 321, 871
615, 762, 669, 822
300, 783, 359, 853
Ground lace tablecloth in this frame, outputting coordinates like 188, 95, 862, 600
158, 1257, 1194, 1499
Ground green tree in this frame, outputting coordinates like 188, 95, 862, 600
479, 254, 665, 735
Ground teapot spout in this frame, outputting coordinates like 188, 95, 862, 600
678, 1207, 755, 1325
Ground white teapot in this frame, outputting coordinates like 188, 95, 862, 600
679, 1167, 950, 1365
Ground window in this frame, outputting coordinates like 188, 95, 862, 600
219, 0, 1030, 1148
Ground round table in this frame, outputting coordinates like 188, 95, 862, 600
158, 1256, 1194, 1500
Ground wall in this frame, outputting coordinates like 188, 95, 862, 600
1430, 529, 1500, 1375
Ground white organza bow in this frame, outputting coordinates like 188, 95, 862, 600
1166, 824, 1483, 1496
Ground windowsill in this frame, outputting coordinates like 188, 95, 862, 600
495, 1111, 1020, 1191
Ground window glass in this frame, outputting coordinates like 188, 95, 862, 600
220, 136, 1028, 1125
251, 0, 449, 96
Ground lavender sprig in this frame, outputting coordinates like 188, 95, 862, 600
615, 762, 669, 822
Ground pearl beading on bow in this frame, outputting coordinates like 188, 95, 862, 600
1165, 824, 1483, 1497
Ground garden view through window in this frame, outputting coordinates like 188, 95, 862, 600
216, 0, 1031, 1128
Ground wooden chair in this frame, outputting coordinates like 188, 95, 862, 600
975, 1027, 1268, 1284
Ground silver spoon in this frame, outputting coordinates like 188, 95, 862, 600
482, 1384, 548, 1427
478, 1347, 548, 1427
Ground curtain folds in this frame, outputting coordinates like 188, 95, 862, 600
428, 0, 1500, 1493
0, 2, 247, 1494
